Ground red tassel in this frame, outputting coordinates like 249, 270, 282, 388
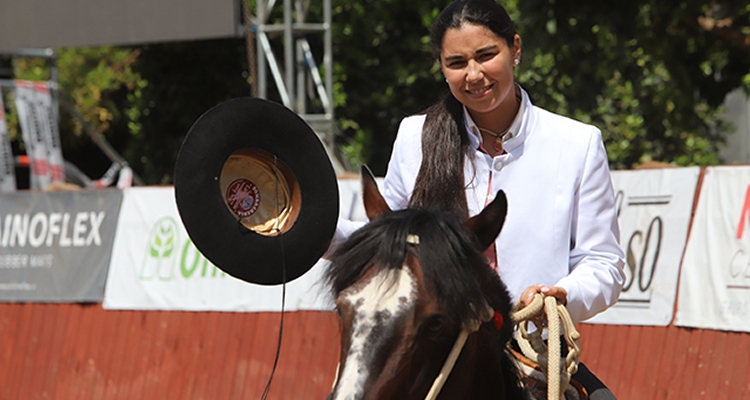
493, 311, 503, 330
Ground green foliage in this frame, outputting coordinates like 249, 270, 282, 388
55, 47, 143, 135
327, 0, 750, 171
514, 0, 750, 168
329, 0, 445, 175
113, 39, 250, 184
6, 47, 143, 183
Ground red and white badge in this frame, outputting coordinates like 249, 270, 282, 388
226, 179, 261, 217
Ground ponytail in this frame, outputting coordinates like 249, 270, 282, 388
409, 93, 471, 218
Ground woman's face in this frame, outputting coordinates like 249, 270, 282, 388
440, 23, 521, 124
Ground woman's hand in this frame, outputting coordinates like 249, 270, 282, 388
519, 284, 568, 308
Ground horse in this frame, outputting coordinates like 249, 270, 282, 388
324, 167, 530, 400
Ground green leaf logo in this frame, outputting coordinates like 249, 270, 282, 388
139, 216, 179, 281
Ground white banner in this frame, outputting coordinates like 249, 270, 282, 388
31, 82, 64, 183
0, 92, 16, 192
104, 177, 379, 311
14, 81, 48, 189
675, 166, 750, 332
586, 167, 700, 326
103, 186, 334, 311
14, 80, 64, 189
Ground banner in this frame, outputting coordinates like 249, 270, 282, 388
0, 189, 123, 302
586, 167, 700, 326
0, 93, 16, 192
103, 187, 335, 311
675, 166, 750, 332
31, 82, 64, 183
14, 80, 64, 189
14, 81, 48, 189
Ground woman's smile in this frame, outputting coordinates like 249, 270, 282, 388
466, 84, 494, 96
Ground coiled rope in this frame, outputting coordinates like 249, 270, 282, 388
512, 294, 581, 400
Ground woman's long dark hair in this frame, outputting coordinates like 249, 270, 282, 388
408, 0, 516, 218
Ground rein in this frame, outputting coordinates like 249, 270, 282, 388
414, 230, 502, 400
512, 293, 582, 400
424, 294, 582, 400
411, 231, 497, 400
424, 303, 494, 400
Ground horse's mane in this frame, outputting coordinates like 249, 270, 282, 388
326, 207, 515, 344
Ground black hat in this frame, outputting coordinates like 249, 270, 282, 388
174, 97, 339, 285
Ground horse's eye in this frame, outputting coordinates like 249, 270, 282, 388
421, 315, 448, 336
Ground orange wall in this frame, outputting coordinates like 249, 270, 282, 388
0, 304, 340, 400
2, 303, 749, 399
577, 323, 750, 399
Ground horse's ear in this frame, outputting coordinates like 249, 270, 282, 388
465, 190, 507, 250
361, 165, 391, 220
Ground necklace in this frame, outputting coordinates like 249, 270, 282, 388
477, 126, 509, 153
477, 85, 522, 154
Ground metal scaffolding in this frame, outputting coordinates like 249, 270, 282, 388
250, 0, 345, 173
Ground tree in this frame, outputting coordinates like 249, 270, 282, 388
4, 47, 142, 186
513, 0, 750, 168
109, 39, 250, 184
328, 1, 445, 175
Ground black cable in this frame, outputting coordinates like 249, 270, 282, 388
259, 254, 286, 400
259, 157, 287, 400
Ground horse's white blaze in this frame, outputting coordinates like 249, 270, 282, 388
333, 266, 417, 400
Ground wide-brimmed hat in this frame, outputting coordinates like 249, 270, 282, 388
174, 97, 339, 285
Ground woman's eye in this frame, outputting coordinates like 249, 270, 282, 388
477, 53, 495, 61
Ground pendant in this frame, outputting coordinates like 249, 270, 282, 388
493, 137, 503, 153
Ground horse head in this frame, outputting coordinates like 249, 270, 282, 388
325, 166, 527, 400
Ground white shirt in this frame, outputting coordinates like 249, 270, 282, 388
381, 88, 625, 323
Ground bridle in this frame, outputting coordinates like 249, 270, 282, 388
409, 233, 499, 400
330, 234, 503, 400
331, 215, 581, 400
422, 236, 583, 400
424, 300, 496, 400
425, 290, 583, 400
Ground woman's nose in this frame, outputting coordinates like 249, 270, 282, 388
466, 60, 483, 82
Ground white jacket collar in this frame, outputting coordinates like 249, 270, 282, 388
463, 84, 532, 153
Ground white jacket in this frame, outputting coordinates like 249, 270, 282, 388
381, 88, 625, 323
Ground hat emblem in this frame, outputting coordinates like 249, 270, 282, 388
226, 178, 261, 217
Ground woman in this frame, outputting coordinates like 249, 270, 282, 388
335, 0, 625, 398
